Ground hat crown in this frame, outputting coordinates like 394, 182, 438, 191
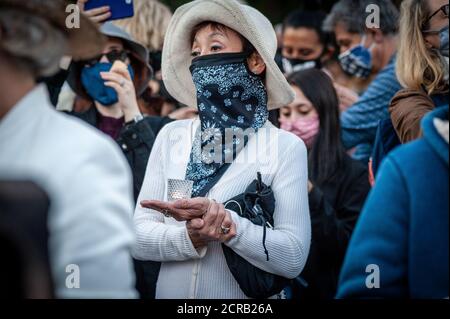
239, 5, 277, 57
101, 22, 135, 44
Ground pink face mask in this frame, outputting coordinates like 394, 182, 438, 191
280, 115, 320, 148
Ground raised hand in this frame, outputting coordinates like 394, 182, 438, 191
77, 0, 111, 24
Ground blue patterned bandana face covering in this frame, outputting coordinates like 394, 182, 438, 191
186, 52, 269, 197
338, 35, 374, 79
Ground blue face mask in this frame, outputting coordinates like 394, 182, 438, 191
339, 36, 375, 79
439, 25, 449, 58
81, 62, 135, 106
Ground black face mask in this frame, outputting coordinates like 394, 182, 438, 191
186, 52, 269, 197
281, 55, 323, 74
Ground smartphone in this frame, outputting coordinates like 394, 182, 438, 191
85, 0, 134, 22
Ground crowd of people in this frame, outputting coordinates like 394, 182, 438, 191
0, 0, 448, 299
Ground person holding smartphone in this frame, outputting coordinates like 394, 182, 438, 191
78, 0, 136, 23
77, 0, 113, 23
65, 22, 173, 201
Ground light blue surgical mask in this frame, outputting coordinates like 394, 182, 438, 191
338, 35, 375, 79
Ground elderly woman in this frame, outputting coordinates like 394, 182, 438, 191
133, 0, 311, 299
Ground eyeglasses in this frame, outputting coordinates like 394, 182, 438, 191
423, 4, 449, 31
85, 50, 130, 66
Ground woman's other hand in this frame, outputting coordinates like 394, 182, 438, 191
77, 0, 111, 24
186, 201, 236, 248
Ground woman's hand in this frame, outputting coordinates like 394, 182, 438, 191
101, 68, 142, 122
77, 0, 111, 24
186, 201, 236, 248
140, 197, 211, 222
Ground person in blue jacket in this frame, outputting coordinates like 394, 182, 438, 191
337, 105, 449, 299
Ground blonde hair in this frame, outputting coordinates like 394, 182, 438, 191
397, 0, 448, 94
114, 0, 172, 52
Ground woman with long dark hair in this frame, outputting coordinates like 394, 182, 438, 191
279, 68, 371, 299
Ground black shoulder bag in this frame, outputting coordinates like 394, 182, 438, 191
221, 172, 290, 299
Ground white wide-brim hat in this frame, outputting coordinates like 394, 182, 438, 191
162, 0, 295, 110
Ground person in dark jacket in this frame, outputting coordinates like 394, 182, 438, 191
337, 105, 449, 299
65, 22, 173, 201
279, 69, 371, 299
38, 4, 170, 300
64, 22, 171, 300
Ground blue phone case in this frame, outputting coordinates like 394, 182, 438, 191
85, 0, 134, 22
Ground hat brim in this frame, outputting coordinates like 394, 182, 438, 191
162, 0, 295, 110
0, 0, 105, 60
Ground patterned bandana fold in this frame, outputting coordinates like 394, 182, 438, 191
186, 52, 269, 197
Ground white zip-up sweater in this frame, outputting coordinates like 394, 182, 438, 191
133, 118, 311, 299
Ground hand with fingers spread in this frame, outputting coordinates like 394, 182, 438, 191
100, 67, 141, 122
77, 0, 111, 24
